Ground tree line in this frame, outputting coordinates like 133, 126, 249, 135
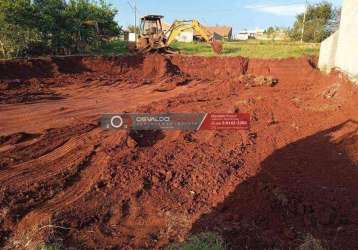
0, 0, 120, 59
264, 1, 340, 43
290, 1, 340, 43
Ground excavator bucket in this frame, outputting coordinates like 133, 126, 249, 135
211, 39, 223, 54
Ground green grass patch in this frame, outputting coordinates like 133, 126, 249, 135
172, 40, 320, 59
166, 232, 226, 250
100, 39, 320, 59
96, 40, 129, 55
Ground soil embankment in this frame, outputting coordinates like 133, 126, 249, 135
0, 54, 357, 249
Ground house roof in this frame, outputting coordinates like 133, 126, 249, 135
204, 26, 232, 37
162, 22, 232, 37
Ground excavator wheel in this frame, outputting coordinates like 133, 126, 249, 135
211, 40, 223, 54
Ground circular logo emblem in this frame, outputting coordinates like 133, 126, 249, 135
110, 115, 124, 128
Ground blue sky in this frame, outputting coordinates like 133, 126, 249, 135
107, 0, 342, 33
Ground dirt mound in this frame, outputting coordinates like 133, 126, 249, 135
0, 55, 143, 81
141, 53, 190, 90
0, 54, 357, 250
169, 55, 249, 80
142, 53, 181, 79
0, 58, 55, 80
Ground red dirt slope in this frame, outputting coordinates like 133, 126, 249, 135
0, 54, 357, 250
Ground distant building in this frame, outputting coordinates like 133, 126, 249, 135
234, 28, 287, 41
128, 33, 137, 42
234, 32, 249, 41
120, 30, 138, 42
204, 26, 233, 40
176, 30, 194, 42
243, 28, 265, 39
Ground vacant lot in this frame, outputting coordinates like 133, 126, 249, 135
99, 40, 320, 59
172, 40, 320, 58
0, 53, 357, 250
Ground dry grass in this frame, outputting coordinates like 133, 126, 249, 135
298, 234, 326, 250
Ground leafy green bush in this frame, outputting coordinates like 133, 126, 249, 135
0, 0, 120, 58
167, 232, 226, 250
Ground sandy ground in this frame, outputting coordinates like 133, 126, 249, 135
0, 54, 357, 249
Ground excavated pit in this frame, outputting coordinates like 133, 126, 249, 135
0, 54, 357, 250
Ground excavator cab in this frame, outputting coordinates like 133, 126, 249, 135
140, 15, 163, 35
137, 15, 167, 51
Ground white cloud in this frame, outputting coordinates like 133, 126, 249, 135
245, 3, 305, 16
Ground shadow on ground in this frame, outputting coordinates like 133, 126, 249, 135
51, 56, 92, 74
191, 120, 358, 250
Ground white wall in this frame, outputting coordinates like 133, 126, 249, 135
128, 33, 137, 42
176, 30, 194, 43
334, 0, 358, 80
318, 31, 339, 72
234, 33, 249, 40
319, 0, 358, 82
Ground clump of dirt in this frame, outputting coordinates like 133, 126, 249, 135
128, 130, 166, 147
239, 74, 279, 88
169, 55, 249, 80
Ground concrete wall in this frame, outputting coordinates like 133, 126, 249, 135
318, 31, 339, 73
319, 0, 358, 82
334, 0, 358, 79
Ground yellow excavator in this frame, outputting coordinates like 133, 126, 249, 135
136, 15, 223, 54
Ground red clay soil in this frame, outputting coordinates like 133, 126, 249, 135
0, 54, 357, 250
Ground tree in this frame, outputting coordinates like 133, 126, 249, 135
264, 26, 279, 40
328, 7, 341, 33
127, 25, 140, 34
63, 0, 120, 53
289, 1, 339, 43
0, 0, 41, 58
0, 0, 120, 57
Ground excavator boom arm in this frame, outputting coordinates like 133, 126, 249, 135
165, 20, 212, 46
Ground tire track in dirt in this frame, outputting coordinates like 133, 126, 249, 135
0, 124, 96, 169
2, 129, 128, 249
0, 126, 101, 247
